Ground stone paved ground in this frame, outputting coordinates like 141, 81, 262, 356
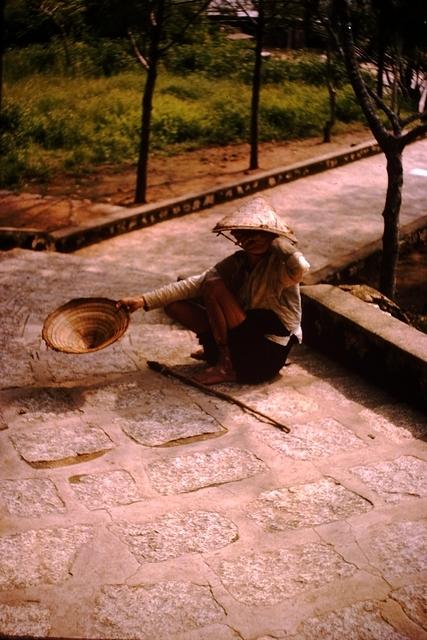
0, 140, 426, 639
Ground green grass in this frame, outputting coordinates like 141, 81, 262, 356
1, 69, 364, 187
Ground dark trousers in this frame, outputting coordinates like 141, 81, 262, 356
198, 309, 297, 384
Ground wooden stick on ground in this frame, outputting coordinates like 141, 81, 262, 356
147, 360, 291, 433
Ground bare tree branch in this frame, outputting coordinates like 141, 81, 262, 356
159, 0, 212, 55
366, 86, 401, 135
127, 29, 149, 69
400, 111, 427, 127
334, 0, 390, 147
401, 121, 427, 146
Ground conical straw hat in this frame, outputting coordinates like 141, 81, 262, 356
42, 297, 130, 354
212, 196, 295, 240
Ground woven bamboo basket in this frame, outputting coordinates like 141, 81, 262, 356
42, 297, 130, 354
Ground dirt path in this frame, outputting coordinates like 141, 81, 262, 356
28, 125, 372, 206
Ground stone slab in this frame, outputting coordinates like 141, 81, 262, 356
39, 345, 138, 383
0, 478, 65, 517
82, 379, 150, 411
92, 582, 224, 639
9, 421, 115, 467
350, 456, 427, 503
146, 447, 267, 494
1, 387, 80, 423
211, 543, 356, 606
262, 417, 366, 460
247, 478, 372, 531
357, 405, 427, 442
287, 601, 409, 639
391, 583, 427, 631
68, 470, 143, 510
0, 251, 168, 389
109, 510, 238, 562
116, 387, 222, 446
0, 525, 93, 590
118, 415, 224, 446
360, 520, 427, 579
0, 602, 51, 637
222, 384, 319, 419
128, 324, 197, 364
0, 347, 35, 388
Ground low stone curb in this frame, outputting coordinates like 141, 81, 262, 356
0, 140, 381, 253
301, 284, 427, 410
0, 226, 56, 252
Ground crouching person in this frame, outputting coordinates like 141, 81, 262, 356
117, 196, 310, 385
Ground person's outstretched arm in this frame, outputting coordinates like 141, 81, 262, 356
116, 271, 209, 314
116, 296, 147, 313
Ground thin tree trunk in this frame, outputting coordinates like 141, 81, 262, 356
134, 0, 164, 204
380, 147, 403, 298
336, 0, 388, 147
249, 0, 264, 171
334, 0, 427, 300
54, 29, 75, 76
135, 62, 158, 204
375, 0, 386, 99
60, 31, 74, 76
377, 41, 385, 98
41, 7, 75, 76
323, 40, 336, 143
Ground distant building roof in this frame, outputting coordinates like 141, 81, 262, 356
226, 32, 254, 40
207, 0, 258, 19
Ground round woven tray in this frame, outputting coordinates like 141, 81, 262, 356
42, 297, 130, 354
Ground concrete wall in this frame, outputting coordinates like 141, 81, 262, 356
301, 284, 427, 411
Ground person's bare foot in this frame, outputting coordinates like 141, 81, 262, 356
192, 364, 236, 385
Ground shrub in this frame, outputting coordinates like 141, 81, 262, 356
238, 52, 347, 87
152, 113, 204, 145
151, 94, 205, 146
203, 100, 249, 144
164, 36, 252, 78
1, 67, 367, 187
0, 147, 29, 186
0, 101, 24, 140
259, 84, 329, 139
0, 101, 27, 185
160, 84, 202, 100
3, 39, 136, 80
336, 85, 365, 123
86, 39, 136, 76
4, 43, 62, 80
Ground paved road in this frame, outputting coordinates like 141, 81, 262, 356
78, 138, 427, 278
0, 140, 426, 639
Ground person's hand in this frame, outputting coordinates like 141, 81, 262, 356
116, 296, 145, 314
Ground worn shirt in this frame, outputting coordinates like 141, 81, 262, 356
142, 238, 310, 343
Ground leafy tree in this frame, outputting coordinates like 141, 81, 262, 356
97, 0, 210, 203
217, 0, 300, 170
33, 0, 85, 73
209, 0, 266, 169
331, 0, 427, 299
3, 0, 89, 74
309, 8, 340, 142
249, 0, 264, 169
